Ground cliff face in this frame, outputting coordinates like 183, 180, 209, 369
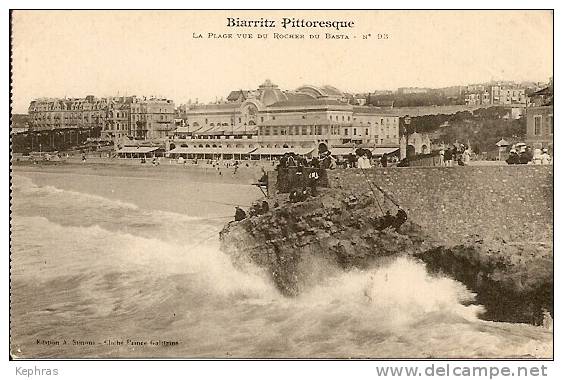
220, 166, 553, 324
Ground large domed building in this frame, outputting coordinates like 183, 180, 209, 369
174, 80, 401, 159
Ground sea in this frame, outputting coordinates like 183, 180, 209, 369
10, 169, 553, 358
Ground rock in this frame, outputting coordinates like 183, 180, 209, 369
220, 166, 553, 325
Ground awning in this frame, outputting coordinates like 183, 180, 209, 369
371, 147, 399, 156
168, 147, 257, 155
117, 146, 160, 154
496, 139, 510, 147
329, 147, 356, 156
174, 127, 191, 134
251, 147, 314, 156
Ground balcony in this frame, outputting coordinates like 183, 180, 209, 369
153, 124, 175, 131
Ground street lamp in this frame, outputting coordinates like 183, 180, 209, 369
403, 115, 411, 158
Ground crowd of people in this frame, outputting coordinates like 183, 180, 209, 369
507, 146, 551, 165
285, 165, 321, 203
338, 150, 399, 169
439, 144, 471, 167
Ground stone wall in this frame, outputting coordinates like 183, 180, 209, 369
328, 166, 553, 247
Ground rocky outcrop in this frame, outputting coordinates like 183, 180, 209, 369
220, 189, 434, 296
220, 166, 553, 324
418, 237, 553, 324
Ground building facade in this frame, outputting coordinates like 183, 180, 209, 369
130, 98, 176, 140
464, 84, 527, 106
175, 80, 401, 156
28, 96, 109, 131
526, 86, 553, 152
28, 95, 175, 142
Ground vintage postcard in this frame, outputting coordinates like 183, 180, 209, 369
9, 10, 553, 360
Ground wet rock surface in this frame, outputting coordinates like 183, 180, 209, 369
220, 165, 553, 324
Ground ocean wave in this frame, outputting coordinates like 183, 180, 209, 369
292, 257, 483, 328
12, 174, 139, 210
11, 215, 553, 358
11, 215, 277, 300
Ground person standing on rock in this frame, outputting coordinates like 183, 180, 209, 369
357, 152, 372, 169
294, 164, 305, 190
444, 148, 453, 167
380, 153, 388, 168
308, 168, 320, 197
540, 148, 552, 165
439, 147, 445, 166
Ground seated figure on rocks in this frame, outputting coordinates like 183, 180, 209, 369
289, 187, 309, 203
392, 208, 408, 230
373, 208, 408, 231
248, 201, 263, 217
261, 200, 270, 214
234, 206, 247, 222
376, 210, 395, 230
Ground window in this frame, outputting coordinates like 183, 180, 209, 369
205, 118, 208, 124
329, 115, 332, 121
353, 128, 357, 136
365, 128, 369, 135
336, 115, 339, 121
239, 117, 242, 123
534, 116, 542, 135
348, 116, 351, 121
302, 115, 306, 119
261, 117, 264, 122
272, 116, 276, 120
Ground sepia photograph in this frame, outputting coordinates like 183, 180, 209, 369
8, 9, 553, 360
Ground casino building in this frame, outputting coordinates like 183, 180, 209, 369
172, 80, 401, 159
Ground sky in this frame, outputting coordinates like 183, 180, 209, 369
11, 10, 553, 113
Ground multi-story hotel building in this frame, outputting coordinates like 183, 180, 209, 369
130, 97, 176, 140
174, 80, 401, 158
28, 95, 175, 142
464, 84, 527, 106
28, 95, 110, 131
